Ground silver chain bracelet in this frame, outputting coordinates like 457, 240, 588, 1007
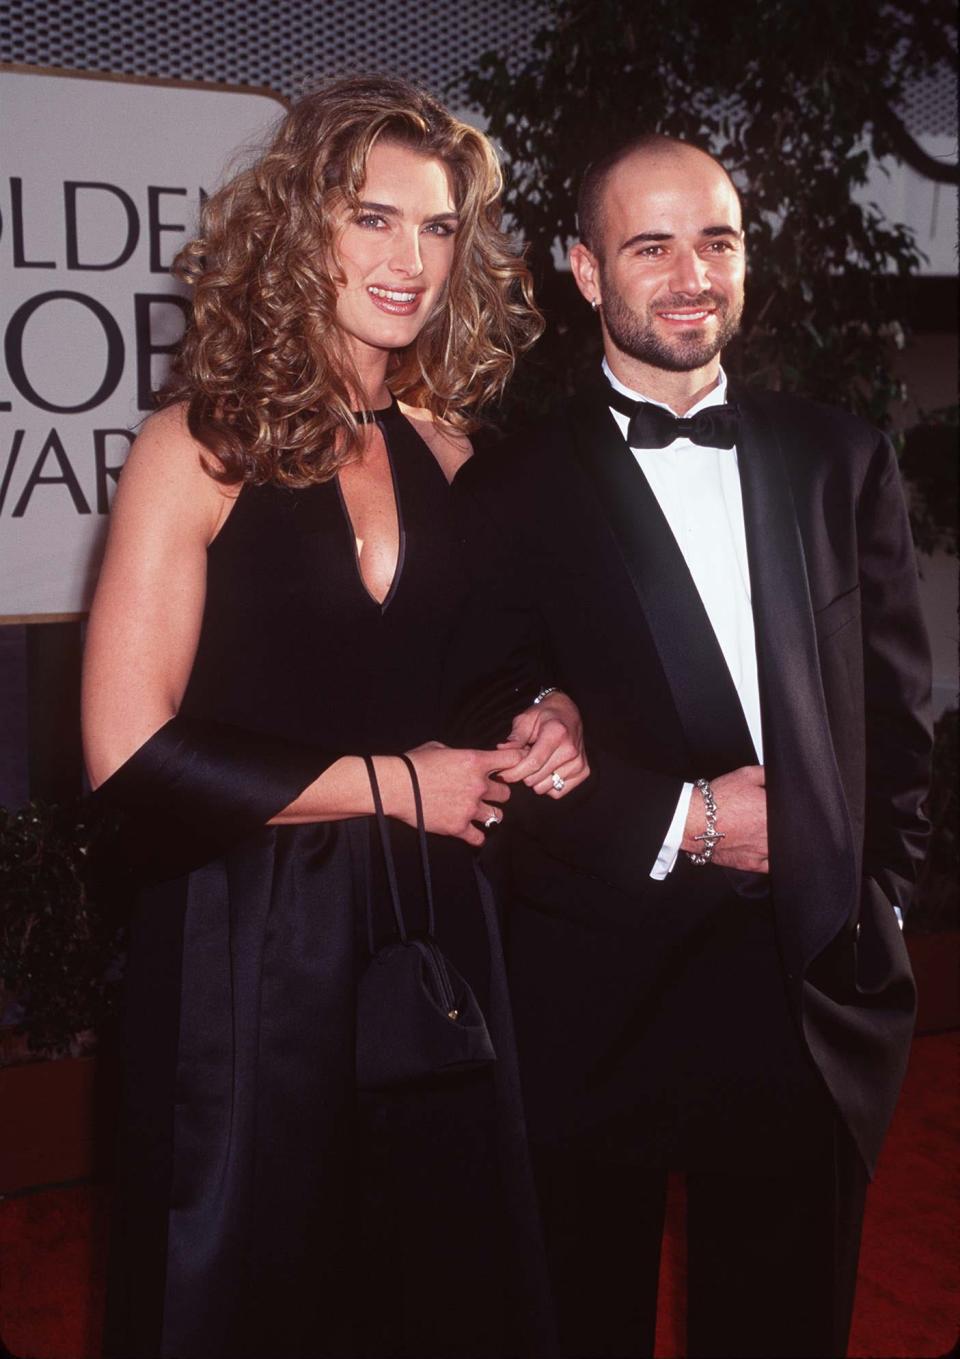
532, 686, 559, 705
686, 776, 725, 866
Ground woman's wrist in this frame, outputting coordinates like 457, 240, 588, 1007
372, 754, 410, 820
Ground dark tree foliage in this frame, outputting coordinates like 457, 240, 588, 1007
912, 708, 959, 931
900, 410, 959, 554
0, 802, 124, 1056
467, 0, 957, 447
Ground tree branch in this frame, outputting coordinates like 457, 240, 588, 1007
872, 101, 960, 185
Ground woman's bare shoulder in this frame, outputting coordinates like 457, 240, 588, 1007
399, 402, 473, 484
128, 402, 219, 479
120, 403, 239, 540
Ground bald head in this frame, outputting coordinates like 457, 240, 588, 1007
577, 135, 740, 259
568, 134, 745, 392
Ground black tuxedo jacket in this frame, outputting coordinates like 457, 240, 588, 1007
449, 380, 931, 1176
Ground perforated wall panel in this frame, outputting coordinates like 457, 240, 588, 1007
2, 2, 954, 135
1, 0, 549, 102
899, 68, 957, 137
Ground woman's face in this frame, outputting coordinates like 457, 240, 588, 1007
333, 139, 459, 366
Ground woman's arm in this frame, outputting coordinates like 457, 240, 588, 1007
82, 408, 518, 873
82, 403, 225, 787
278, 743, 517, 847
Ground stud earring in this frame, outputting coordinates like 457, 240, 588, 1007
591, 298, 600, 311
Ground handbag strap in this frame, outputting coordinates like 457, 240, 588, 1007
362, 755, 408, 945
398, 753, 436, 937
361, 754, 438, 949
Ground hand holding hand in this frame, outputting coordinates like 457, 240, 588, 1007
682, 764, 768, 872
381, 742, 522, 847
495, 690, 590, 797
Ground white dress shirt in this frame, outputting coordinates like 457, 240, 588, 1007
601, 359, 763, 879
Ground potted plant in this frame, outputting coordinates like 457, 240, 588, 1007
0, 801, 124, 1192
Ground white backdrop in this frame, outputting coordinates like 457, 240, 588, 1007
0, 68, 284, 619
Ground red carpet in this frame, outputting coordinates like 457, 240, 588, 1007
847, 1032, 958, 1359
1, 1033, 957, 1359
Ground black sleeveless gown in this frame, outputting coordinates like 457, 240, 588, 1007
102, 402, 553, 1359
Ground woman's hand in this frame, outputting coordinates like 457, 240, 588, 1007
494, 690, 590, 798
382, 742, 523, 847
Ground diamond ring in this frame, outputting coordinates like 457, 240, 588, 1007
551, 772, 566, 792
483, 811, 501, 829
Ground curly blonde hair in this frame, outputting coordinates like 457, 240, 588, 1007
165, 73, 543, 486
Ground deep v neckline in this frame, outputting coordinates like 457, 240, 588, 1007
335, 398, 407, 613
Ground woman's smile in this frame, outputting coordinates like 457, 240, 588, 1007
365, 283, 426, 315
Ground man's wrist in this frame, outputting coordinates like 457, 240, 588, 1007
683, 777, 725, 865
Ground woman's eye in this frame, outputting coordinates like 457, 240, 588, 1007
424, 221, 456, 237
356, 213, 386, 229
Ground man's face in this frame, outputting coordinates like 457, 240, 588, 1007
574, 148, 746, 376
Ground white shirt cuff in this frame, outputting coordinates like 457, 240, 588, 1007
650, 782, 695, 880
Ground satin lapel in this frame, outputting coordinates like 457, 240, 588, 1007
732, 387, 856, 971
570, 391, 756, 776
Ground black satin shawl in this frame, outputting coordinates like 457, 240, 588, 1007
91, 715, 336, 882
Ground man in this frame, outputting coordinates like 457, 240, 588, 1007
451, 136, 931, 1358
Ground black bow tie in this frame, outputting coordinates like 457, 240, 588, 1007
605, 385, 740, 450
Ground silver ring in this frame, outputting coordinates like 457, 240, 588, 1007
483, 812, 500, 829
551, 771, 566, 792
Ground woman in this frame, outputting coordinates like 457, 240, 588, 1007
83, 75, 585, 1359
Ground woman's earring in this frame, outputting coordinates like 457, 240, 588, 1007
591, 298, 600, 311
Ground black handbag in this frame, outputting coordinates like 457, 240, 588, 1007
355, 753, 497, 1091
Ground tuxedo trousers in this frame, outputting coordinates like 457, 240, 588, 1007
502, 847, 864, 1356
532, 1123, 868, 1359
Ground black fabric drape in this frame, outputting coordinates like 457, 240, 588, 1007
90, 715, 337, 882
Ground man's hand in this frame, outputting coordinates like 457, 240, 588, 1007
681, 764, 768, 872
495, 690, 590, 797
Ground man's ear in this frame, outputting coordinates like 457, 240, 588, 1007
569, 242, 601, 309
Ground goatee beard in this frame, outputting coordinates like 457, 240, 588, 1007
601, 290, 743, 373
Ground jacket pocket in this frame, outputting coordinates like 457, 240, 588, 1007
813, 582, 861, 642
